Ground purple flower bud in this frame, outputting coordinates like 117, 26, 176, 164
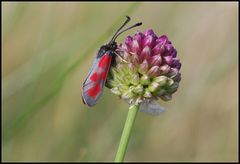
165, 44, 173, 52
159, 64, 170, 74
171, 49, 177, 58
125, 36, 133, 46
133, 32, 144, 47
122, 51, 131, 61
147, 66, 160, 77
163, 56, 173, 65
131, 39, 141, 54
172, 73, 181, 82
156, 35, 168, 44
128, 63, 136, 73
167, 68, 178, 78
144, 29, 156, 37
131, 53, 139, 64
140, 46, 151, 61
121, 43, 130, 52
152, 43, 165, 56
176, 62, 181, 70
138, 59, 149, 74
149, 55, 162, 66
143, 35, 155, 48
171, 58, 181, 70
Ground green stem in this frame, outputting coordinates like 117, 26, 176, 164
114, 104, 140, 162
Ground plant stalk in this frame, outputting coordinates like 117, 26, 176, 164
114, 104, 139, 162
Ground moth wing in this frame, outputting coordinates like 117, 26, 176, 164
140, 100, 165, 115
82, 52, 112, 106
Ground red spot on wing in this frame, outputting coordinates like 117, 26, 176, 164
101, 59, 112, 79
90, 72, 99, 82
98, 54, 112, 68
86, 54, 112, 100
87, 83, 101, 99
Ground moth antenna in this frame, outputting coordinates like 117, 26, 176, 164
110, 16, 131, 42
112, 22, 142, 41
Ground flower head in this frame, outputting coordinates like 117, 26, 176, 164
106, 29, 181, 105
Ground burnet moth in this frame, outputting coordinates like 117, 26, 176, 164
82, 16, 142, 107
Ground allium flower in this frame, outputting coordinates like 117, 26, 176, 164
106, 29, 181, 106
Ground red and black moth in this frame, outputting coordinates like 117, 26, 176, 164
82, 16, 142, 106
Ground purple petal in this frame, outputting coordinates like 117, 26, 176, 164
147, 66, 160, 77
163, 56, 173, 65
165, 44, 173, 52
131, 53, 140, 64
152, 43, 165, 56
143, 35, 155, 48
131, 40, 141, 54
171, 49, 177, 58
167, 68, 178, 78
159, 64, 170, 74
139, 59, 149, 74
176, 62, 181, 70
144, 29, 156, 37
133, 32, 144, 45
122, 51, 131, 61
120, 43, 130, 52
125, 36, 133, 46
128, 63, 137, 73
170, 58, 181, 70
140, 46, 151, 61
149, 55, 162, 66
172, 73, 181, 82
156, 35, 169, 44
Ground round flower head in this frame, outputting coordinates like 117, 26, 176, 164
106, 29, 181, 105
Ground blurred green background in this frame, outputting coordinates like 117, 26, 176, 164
2, 2, 238, 162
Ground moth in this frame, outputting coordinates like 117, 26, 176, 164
82, 16, 165, 115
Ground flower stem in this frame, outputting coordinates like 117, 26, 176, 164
114, 104, 140, 162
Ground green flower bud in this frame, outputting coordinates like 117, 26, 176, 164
160, 94, 172, 101
106, 80, 116, 88
128, 63, 137, 74
122, 89, 135, 99
153, 76, 168, 86
130, 73, 140, 85
148, 81, 161, 92
140, 74, 150, 85
136, 97, 143, 104
143, 88, 152, 98
110, 87, 122, 95
155, 89, 167, 96
118, 84, 129, 93
166, 78, 174, 87
133, 84, 144, 94
167, 82, 179, 93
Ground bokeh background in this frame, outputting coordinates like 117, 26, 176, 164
2, 2, 238, 162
